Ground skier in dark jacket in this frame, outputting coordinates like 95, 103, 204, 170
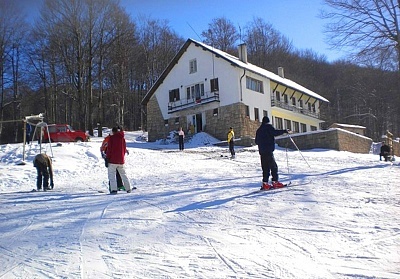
33, 153, 54, 191
255, 116, 288, 190
380, 142, 391, 161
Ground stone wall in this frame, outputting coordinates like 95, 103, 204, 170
204, 103, 260, 141
275, 128, 373, 154
147, 96, 167, 142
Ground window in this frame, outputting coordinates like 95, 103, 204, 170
263, 110, 268, 117
189, 59, 197, 73
246, 76, 263, 93
293, 121, 300, 133
275, 91, 281, 101
284, 119, 292, 131
210, 78, 219, 92
275, 117, 283, 129
169, 88, 180, 102
245, 106, 250, 117
283, 94, 288, 104
187, 83, 204, 101
311, 125, 317, 131
213, 108, 218, 116
299, 99, 303, 108
312, 103, 316, 112
300, 123, 307, 133
164, 120, 169, 126
254, 108, 260, 121
175, 117, 180, 124
291, 97, 296, 106
308, 103, 312, 111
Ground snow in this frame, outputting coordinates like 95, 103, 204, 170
0, 131, 399, 278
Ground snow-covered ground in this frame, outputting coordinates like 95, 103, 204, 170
0, 130, 399, 279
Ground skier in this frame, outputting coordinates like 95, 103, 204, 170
106, 125, 133, 194
100, 132, 124, 191
33, 153, 54, 191
255, 116, 289, 190
227, 127, 235, 159
380, 142, 391, 161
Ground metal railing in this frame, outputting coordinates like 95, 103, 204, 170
271, 98, 320, 119
168, 91, 220, 113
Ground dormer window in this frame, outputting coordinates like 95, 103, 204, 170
189, 59, 197, 74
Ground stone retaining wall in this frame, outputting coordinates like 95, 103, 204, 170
275, 128, 372, 154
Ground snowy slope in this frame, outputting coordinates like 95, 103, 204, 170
0, 131, 399, 278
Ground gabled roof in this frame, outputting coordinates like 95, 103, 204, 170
142, 38, 329, 105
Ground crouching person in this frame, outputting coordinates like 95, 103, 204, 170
33, 153, 54, 191
380, 142, 391, 161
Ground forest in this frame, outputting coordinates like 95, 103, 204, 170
0, 0, 399, 144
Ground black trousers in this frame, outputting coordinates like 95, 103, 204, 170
260, 152, 279, 183
229, 141, 235, 156
36, 166, 50, 190
179, 135, 184, 150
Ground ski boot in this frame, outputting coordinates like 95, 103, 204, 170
272, 181, 285, 188
260, 182, 272, 191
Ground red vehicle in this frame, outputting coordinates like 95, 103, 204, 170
43, 124, 90, 143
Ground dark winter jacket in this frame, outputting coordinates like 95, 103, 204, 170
106, 131, 127, 164
255, 123, 287, 154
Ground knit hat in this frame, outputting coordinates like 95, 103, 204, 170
262, 116, 270, 124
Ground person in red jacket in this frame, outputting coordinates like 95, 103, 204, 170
105, 126, 132, 194
100, 132, 124, 191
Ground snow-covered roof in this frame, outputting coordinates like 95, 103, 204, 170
143, 38, 329, 105
330, 123, 366, 129
192, 39, 329, 103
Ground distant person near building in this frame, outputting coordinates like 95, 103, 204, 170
227, 127, 235, 159
178, 127, 185, 151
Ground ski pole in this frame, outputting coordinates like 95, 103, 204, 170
288, 133, 311, 168
285, 141, 290, 174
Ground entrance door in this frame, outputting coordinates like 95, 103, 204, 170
195, 113, 202, 133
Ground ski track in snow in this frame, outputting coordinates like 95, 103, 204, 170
0, 133, 399, 278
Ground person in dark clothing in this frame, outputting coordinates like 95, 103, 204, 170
380, 142, 391, 161
255, 116, 289, 190
33, 153, 54, 191
26, 123, 32, 144
178, 127, 185, 151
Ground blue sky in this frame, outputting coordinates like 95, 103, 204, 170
19, 0, 342, 61
120, 0, 343, 62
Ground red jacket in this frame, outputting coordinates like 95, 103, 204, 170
106, 131, 127, 164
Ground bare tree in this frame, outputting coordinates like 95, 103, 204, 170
244, 17, 293, 70
322, 0, 400, 71
201, 17, 239, 53
0, 1, 28, 142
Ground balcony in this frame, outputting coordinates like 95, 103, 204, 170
271, 98, 320, 119
168, 91, 220, 113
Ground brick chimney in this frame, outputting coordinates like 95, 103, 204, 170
238, 43, 248, 63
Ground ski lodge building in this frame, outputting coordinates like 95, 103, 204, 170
142, 38, 329, 144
